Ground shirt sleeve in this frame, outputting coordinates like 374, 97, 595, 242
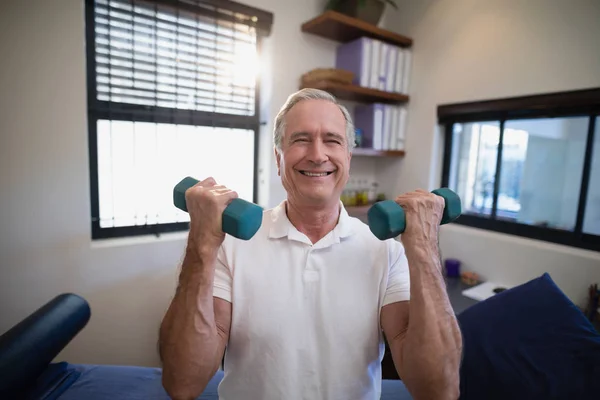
382, 239, 411, 306
213, 243, 233, 303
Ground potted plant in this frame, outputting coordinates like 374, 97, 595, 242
325, 0, 398, 26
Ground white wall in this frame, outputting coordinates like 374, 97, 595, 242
381, 0, 600, 307
0, 0, 353, 367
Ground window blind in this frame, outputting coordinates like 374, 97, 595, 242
93, 0, 258, 116
86, 0, 273, 239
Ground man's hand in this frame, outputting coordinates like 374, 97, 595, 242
394, 189, 445, 246
185, 177, 238, 252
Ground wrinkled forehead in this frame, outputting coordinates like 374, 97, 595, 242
283, 99, 347, 140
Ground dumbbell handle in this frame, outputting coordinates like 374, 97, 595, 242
367, 188, 462, 240
173, 177, 263, 241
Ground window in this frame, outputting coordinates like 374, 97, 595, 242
85, 0, 273, 239
584, 119, 600, 236
439, 89, 600, 252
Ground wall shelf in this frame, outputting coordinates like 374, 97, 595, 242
300, 10, 410, 180
300, 80, 409, 104
301, 10, 413, 47
353, 148, 405, 157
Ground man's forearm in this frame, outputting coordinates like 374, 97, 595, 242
400, 238, 462, 399
159, 244, 223, 400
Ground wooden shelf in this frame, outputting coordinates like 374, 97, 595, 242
353, 148, 405, 157
300, 80, 409, 104
301, 10, 413, 47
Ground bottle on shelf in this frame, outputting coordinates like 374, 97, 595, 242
359, 180, 369, 206
354, 179, 362, 206
347, 179, 356, 207
341, 188, 348, 206
369, 181, 378, 204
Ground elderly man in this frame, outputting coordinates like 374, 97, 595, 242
159, 88, 462, 400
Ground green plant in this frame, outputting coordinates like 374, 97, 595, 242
326, 0, 398, 10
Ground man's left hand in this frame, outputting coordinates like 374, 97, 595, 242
394, 189, 445, 246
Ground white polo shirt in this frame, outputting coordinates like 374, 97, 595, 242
213, 200, 410, 400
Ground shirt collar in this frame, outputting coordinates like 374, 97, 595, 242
268, 200, 355, 245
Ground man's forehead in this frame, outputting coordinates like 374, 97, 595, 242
288, 131, 345, 139
285, 107, 345, 130
286, 99, 344, 120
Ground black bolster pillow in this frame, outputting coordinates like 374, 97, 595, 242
0, 293, 91, 396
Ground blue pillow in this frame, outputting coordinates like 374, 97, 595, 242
457, 272, 600, 400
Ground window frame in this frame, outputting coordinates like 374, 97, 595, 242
438, 88, 600, 252
84, 0, 270, 239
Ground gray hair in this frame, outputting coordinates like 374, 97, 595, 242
273, 88, 356, 152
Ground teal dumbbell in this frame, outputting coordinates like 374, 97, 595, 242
173, 177, 263, 241
367, 188, 462, 240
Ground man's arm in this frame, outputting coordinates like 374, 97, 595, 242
381, 190, 462, 400
159, 246, 232, 400
159, 177, 236, 400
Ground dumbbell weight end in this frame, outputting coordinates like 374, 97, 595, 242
367, 200, 406, 241
367, 188, 462, 240
433, 187, 462, 225
173, 177, 263, 241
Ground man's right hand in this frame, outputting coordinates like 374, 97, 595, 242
184, 177, 238, 251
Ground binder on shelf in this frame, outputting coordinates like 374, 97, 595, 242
401, 49, 412, 94
335, 36, 411, 95
369, 39, 381, 90
390, 106, 399, 150
378, 42, 389, 91
394, 49, 405, 94
382, 105, 393, 151
386, 46, 398, 93
335, 37, 372, 88
354, 103, 384, 150
396, 106, 408, 151
354, 104, 408, 151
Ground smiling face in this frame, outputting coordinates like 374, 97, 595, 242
275, 99, 352, 208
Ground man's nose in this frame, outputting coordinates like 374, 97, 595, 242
307, 140, 328, 164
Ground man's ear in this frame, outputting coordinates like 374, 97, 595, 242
274, 147, 281, 176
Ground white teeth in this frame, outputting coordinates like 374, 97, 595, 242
302, 171, 329, 177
